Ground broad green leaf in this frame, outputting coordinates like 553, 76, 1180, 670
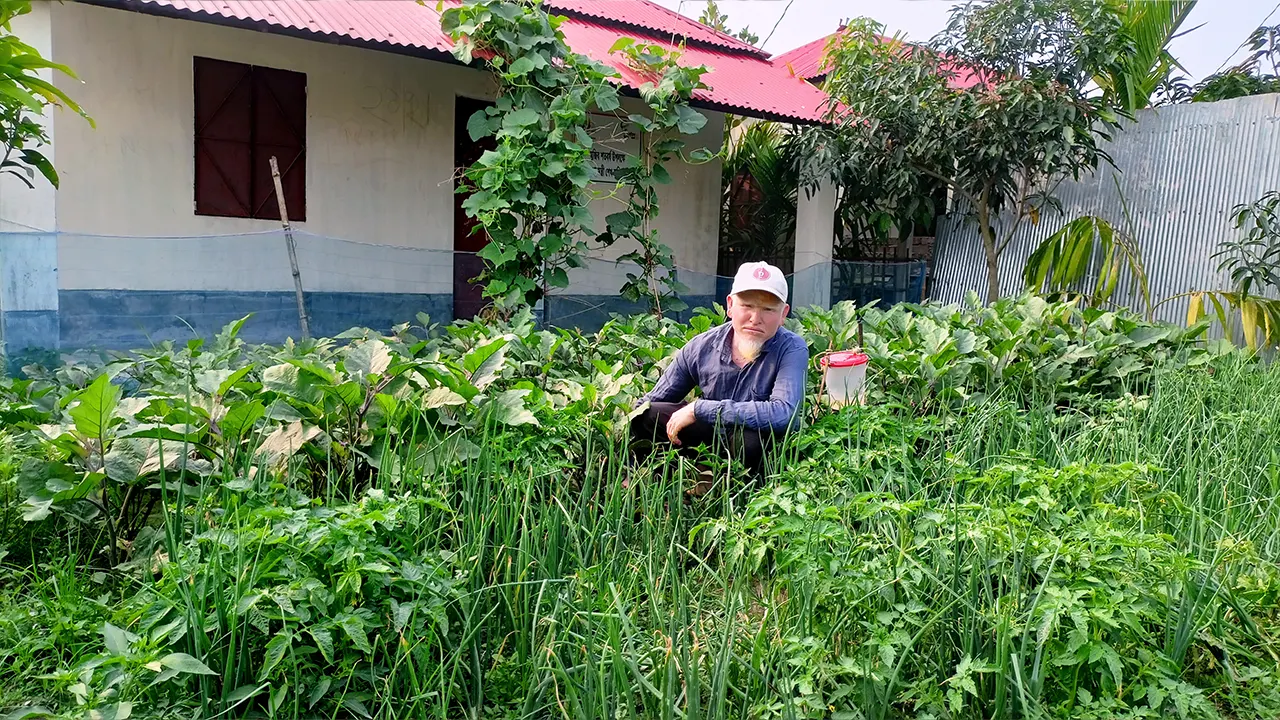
326, 381, 365, 409
342, 698, 373, 719
308, 628, 334, 664
503, 108, 541, 130
606, 211, 639, 236
159, 652, 217, 676
1126, 326, 1172, 348
489, 389, 539, 427
254, 422, 323, 468
675, 105, 706, 135
217, 365, 255, 398
21, 497, 53, 523
508, 56, 536, 75
226, 684, 267, 706
102, 622, 137, 656
264, 399, 304, 423
307, 677, 333, 709
21, 149, 57, 188
595, 85, 621, 112
422, 386, 467, 409
467, 109, 493, 141
195, 369, 235, 396
220, 401, 265, 439
464, 337, 509, 389
337, 614, 373, 654
259, 632, 292, 681
263, 364, 324, 406
17, 458, 77, 504
104, 437, 152, 483
269, 682, 289, 716
344, 340, 392, 381
567, 165, 591, 187
70, 374, 121, 440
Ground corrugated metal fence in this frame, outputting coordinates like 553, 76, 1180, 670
931, 93, 1280, 325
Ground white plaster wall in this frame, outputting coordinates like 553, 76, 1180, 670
557, 100, 725, 298
0, 2, 59, 324
51, 2, 487, 294
0, 1, 57, 236
46, 3, 723, 299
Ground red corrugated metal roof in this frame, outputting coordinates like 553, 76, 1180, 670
107, 0, 828, 123
557, 15, 829, 123
544, 0, 766, 57
772, 32, 837, 81
128, 0, 456, 55
772, 29, 989, 90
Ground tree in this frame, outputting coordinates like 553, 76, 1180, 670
1092, 0, 1198, 111
697, 0, 759, 47
1157, 24, 1280, 104
0, 0, 90, 190
799, 0, 1131, 302
1155, 190, 1280, 351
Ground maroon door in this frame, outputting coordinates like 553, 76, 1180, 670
453, 96, 497, 321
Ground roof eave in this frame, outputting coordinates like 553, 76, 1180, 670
79, 0, 826, 126
78, 0, 462, 65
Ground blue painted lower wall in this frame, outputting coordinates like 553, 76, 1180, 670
545, 294, 717, 332
2, 290, 721, 374
57, 290, 453, 351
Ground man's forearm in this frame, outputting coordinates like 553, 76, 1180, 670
693, 397, 800, 432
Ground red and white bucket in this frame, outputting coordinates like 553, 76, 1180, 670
819, 351, 869, 407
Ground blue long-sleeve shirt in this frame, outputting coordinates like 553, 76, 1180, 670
640, 322, 809, 432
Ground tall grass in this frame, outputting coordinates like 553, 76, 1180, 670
3, 358, 1280, 719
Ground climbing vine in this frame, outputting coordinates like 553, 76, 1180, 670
608, 38, 712, 314
440, 0, 711, 316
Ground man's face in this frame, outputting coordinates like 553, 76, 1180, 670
726, 290, 789, 343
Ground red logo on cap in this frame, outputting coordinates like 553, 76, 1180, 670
753, 267, 771, 280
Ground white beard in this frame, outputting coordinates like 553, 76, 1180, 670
735, 336, 764, 363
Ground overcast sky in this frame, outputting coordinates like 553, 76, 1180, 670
653, 0, 1280, 82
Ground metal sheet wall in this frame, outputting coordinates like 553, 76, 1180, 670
931, 93, 1280, 325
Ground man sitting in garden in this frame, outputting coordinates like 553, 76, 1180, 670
630, 261, 809, 487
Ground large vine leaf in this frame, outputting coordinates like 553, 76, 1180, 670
220, 401, 266, 440
69, 374, 121, 440
487, 389, 539, 427
16, 458, 81, 522
254, 422, 323, 469
343, 340, 392, 382
464, 337, 509, 391
104, 437, 153, 483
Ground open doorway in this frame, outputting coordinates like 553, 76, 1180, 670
453, 96, 496, 321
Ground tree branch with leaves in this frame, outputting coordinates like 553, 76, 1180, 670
799, 0, 1132, 303
0, 0, 92, 190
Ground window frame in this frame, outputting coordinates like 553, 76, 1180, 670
193, 56, 307, 222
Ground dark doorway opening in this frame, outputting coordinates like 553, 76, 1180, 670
453, 96, 497, 321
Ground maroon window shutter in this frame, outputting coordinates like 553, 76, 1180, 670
251, 66, 306, 222
194, 57, 253, 218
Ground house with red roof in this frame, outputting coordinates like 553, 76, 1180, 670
764, 26, 987, 281
771, 26, 989, 90
0, 0, 833, 356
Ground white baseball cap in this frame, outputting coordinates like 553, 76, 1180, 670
729, 261, 789, 304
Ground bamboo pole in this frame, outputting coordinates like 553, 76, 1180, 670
269, 156, 311, 339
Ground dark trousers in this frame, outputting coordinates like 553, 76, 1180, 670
629, 402, 781, 476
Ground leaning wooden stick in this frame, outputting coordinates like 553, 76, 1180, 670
269, 155, 311, 340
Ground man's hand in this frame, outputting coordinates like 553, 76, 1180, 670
666, 401, 698, 446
